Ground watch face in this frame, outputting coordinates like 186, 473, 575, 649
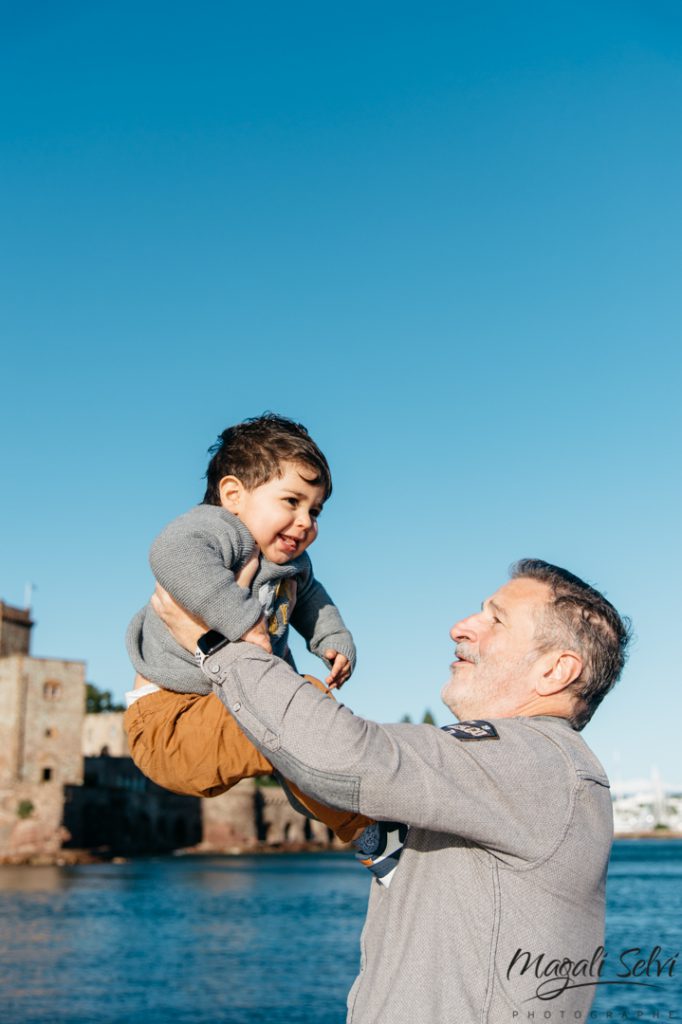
197, 630, 228, 656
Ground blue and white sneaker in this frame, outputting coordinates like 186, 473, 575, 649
354, 821, 408, 887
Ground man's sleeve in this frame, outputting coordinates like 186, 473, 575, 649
150, 514, 263, 642
289, 558, 357, 671
204, 644, 574, 862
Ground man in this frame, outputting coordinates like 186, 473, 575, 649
152, 558, 630, 1022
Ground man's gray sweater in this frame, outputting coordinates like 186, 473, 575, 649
201, 643, 614, 1023
126, 505, 355, 694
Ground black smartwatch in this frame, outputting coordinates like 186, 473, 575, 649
195, 629, 229, 669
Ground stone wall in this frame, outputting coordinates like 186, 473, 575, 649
82, 711, 129, 757
63, 756, 202, 855
199, 778, 261, 851
0, 602, 32, 658
0, 655, 85, 788
0, 651, 85, 859
0, 779, 70, 860
198, 781, 338, 852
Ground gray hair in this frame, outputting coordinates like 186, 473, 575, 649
510, 559, 632, 730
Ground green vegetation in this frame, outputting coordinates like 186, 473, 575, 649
400, 710, 438, 725
17, 800, 34, 819
86, 682, 125, 714
254, 775, 280, 787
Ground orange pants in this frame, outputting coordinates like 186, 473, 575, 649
123, 676, 372, 843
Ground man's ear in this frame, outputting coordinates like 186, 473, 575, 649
218, 475, 245, 514
537, 651, 583, 696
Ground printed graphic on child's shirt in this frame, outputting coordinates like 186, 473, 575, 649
258, 578, 298, 636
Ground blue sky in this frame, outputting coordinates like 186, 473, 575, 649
1, 1, 680, 783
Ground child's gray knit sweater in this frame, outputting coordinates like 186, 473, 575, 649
126, 505, 356, 695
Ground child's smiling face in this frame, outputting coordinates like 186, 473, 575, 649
219, 461, 326, 564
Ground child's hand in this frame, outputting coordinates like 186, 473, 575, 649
241, 616, 272, 654
235, 546, 261, 591
324, 650, 352, 689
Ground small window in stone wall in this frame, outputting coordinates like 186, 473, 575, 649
41, 767, 53, 782
45, 727, 56, 738
43, 680, 62, 700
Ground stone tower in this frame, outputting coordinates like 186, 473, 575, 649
0, 600, 85, 857
0, 601, 33, 658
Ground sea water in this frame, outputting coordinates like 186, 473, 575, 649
0, 841, 680, 1023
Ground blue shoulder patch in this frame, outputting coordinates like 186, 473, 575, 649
441, 720, 499, 741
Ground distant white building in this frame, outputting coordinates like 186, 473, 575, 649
82, 711, 129, 757
612, 772, 682, 833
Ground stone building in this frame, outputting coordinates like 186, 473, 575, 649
79, 712, 338, 850
0, 600, 85, 858
83, 710, 129, 757
0, 601, 33, 658
198, 779, 335, 851
64, 756, 201, 855
80, 704, 340, 850
0, 598, 340, 859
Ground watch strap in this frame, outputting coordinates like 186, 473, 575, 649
195, 629, 229, 668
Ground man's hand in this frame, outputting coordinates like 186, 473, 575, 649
324, 649, 352, 689
235, 546, 260, 591
151, 585, 208, 653
240, 617, 272, 654
235, 544, 272, 653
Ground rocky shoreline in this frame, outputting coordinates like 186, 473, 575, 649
2, 832, 681, 867
614, 829, 682, 839
0, 838, 350, 866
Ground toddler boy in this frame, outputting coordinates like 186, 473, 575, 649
125, 413, 370, 844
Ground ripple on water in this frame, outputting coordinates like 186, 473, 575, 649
0, 843, 680, 1023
